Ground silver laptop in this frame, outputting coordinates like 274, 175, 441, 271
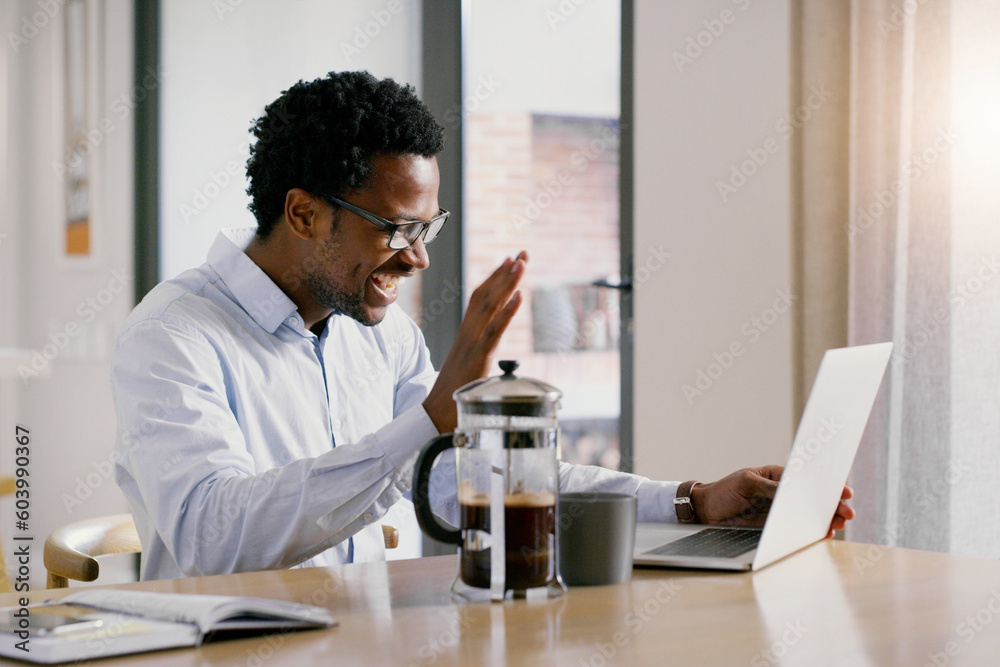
633, 342, 892, 572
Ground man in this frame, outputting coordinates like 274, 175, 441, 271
112, 71, 853, 580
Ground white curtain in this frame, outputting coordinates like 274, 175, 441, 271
844, 0, 1000, 557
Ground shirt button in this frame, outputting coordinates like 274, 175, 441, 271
334, 419, 342, 429
288, 316, 298, 326
363, 513, 374, 523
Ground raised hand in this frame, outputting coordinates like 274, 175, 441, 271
422, 251, 528, 432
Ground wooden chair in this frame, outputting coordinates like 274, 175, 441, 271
44, 513, 142, 588
43, 513, 399, 588
382, 524, 399, 549
0, 476, 17, 593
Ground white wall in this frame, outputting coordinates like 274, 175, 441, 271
0, 2, 17, 467
158, 1, 422, 302
0, 0, 20, 592
1, 0, 136, 587
633, 0, 794, 482
0, 2, 14, 346
467, 0, 619, 117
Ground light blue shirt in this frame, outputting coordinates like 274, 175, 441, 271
112, 229, 679, 580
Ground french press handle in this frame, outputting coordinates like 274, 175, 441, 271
413, 434, 462, 545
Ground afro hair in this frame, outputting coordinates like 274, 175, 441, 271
245, 71, 444, 238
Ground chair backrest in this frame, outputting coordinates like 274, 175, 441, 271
43, 513, 142, 588
43, 515, 399, 588
382, 524, 399, 549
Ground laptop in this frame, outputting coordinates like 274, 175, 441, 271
633, 342, 892, 572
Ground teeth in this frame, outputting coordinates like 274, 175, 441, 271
373, 274, 403, 290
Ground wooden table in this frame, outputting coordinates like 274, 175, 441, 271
3, 539, 1000, 666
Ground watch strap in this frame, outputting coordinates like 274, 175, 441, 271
674, 480, 700, 523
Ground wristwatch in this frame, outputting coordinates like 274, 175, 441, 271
674, 480, 700, 524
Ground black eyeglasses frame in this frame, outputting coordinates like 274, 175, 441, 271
321, 195, 450, 250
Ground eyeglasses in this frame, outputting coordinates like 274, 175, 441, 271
322, 195, 450, 250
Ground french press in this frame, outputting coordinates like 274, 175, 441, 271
413, 360, 566, 601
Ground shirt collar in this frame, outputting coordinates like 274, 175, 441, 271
207, 228, 299, 334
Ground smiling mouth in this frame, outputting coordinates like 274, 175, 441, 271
372, 273, 404, 290
370, 273, 405, 300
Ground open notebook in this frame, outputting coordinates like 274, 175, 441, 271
0, 589, 335, 664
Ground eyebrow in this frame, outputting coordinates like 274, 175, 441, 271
386, 210, 442, 224
387, 213, 424, 223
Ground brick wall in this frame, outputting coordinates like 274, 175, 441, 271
465, 112, 622, 467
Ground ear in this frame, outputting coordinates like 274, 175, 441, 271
282, 188, 324, 241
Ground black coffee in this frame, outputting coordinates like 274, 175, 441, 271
459, 494, 555, 590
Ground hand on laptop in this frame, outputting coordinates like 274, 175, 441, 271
689, 465, 856, 538
826, 485, 856, 537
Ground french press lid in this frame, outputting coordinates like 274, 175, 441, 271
454, 360, 562, 417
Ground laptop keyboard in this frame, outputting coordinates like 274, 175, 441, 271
644, 528, 763, 559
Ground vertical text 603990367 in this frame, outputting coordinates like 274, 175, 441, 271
11, 425, 34, 653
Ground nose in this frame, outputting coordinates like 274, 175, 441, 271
399, 234, 430, 271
